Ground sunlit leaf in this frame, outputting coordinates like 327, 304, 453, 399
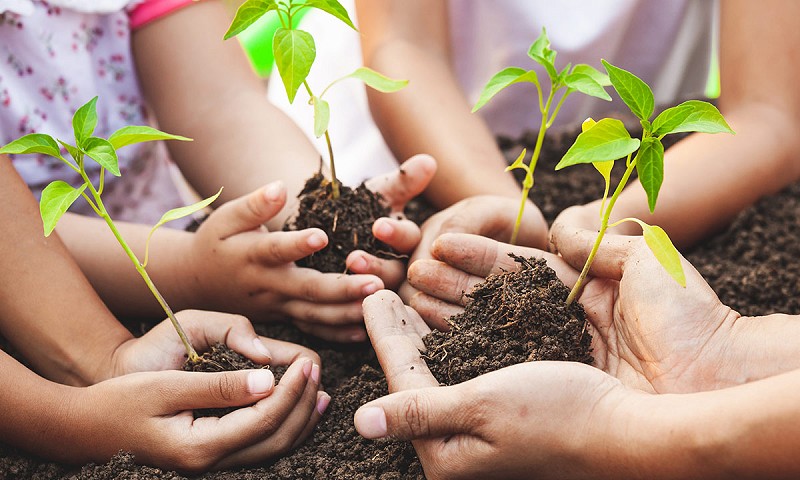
636, 137, 665, 212
83, 137, 120, 176
602, 60, 654, 121
72, 96, 98, 147
345, 67, 407, 92
224, 0, 278, 39
528, 27, 557, 81
273, 28, 316, 103
572, 64, 610, 86
640, 222, 686, 287
0, 133, 62, 159
304, 0, 356, 30
556, 118, 640, 169
108, 125, 192, 150
505, 148, 528, 173
651, 100, 734, 136
564, 72, 611, 101
313, 96, 330, 138
473, 67, 538, 112
39, 181, 87, 236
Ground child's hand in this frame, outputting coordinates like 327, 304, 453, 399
109, 310, 320, 378
70, 357, 325, 472
345, 154, 437, 289
179, 181, 387, 342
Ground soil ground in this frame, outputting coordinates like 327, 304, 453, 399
2, 125, 799, 478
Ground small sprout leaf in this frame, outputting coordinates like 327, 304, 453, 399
581, 117, 597, 132
273, 28, 316, 103
635, 137, 665, 212
57, 139, 82, 164
304, 0, 357, 30
109, 126, 192, 150
572, 64, 611, 86
72, 96, 98, 147
505, 148, 528, 173
473, 67, 538, 113
651, 100, 734, 136
313, 96, 330, 138
592, 159, 614, 180
640, 222, 686, 287
40, 181, 86, 236
528, 28, 558, 81
224, 0, 278, 39
564, 72, 611, 101
0, 133, 62, 159
556, 118, 640, 169
602, 60, 654, 121
346, 67, 408, 93
83, 137, 120, 176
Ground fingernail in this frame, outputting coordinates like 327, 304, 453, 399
362, 281, 380, 296
375, 219, 393, 238
247, 370, 275, 395
349, 256, 368, 272
302, 359, 313, 379
253, 338, 272, 360
311, 363, 320, 384
317, 393, 331, 415
356, 406, 387, 439
307, 231, 327, 249
264, 181, 283, 202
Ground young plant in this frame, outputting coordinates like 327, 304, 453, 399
472, 27, 612, 244
224, 0, 407, 199
0, 97, 221, 362
556, 60, 733, 304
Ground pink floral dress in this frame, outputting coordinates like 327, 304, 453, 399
0, 0, 185, 224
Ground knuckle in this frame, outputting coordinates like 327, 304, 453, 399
401, 393, 432, 438
210, 373, 239, 403
300, 281, 320, 301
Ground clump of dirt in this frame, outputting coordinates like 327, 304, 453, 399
285, 173, 400, 273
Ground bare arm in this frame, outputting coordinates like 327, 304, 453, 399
558, 0, 800, 248
356, 0, 522, 208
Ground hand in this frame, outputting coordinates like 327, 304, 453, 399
398, 195, 548, 330
346, 154, 437, 290
109, 309, 320, 378
355, 290, 633, 480
72, 357, 328, 472
182, 181, 386, 343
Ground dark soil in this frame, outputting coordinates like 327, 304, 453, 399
3, 117, 800, 478
285, 172, 400, 273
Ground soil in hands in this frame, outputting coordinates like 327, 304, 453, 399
182, 343, 266, 419
285, 172, 400, 273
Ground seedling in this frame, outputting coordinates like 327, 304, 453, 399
473, 27, 612, 244
224, 0, 407, 199
556, 60, 733, 304
0, 97, 222, 362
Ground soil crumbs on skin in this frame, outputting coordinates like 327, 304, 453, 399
285, 172, 400, 273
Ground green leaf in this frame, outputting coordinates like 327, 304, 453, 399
304, 0, 356, 30
108, 125, 192, 150
556, 118, 640, 170
344, 67, 408, 93
0, 133, 62, 159
572, 64, 610, 86
602, 60, 654, 121
72, 96, 98, 147
564, 72, 611, 101
273, 28, 316, 103
224, 0, 278, 39
39, 180, 87, 236
651, 100, 734, 136
504, 148, 528, 173
83, 137, 120, 176
57, 139, 82, 164
528, 28, 558, 82
635, 137, 665, 212
639, 222, 686, 287
313, 96, 330, 138
592, 159, 614, 181
472, 67, 539, 112
143, 188, 223, 267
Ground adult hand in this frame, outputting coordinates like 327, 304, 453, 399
73, 357, 327, 472
397, 195, 548, 330
355, 290, 633, 480
109, 309, 320, 378
183, 181, 385, 343
346, 154, 437, 290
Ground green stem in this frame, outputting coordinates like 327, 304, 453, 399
304, 80, 340, 199
509, 183, 530, 245
565, 152, 639, 305
80, 171, 199, 361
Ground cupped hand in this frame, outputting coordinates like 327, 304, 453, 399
355, 290, 632, 480
182, 180, 386, 342
110, 309, 320, 378
345, 154, 437, 290
75, 356, 328, 472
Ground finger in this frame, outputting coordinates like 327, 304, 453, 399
364, 154, 437, 211
362, 291, 439, 392
372, 217, 421, 254
291, 390, 330, 450
177, 310, 273, 365
398, 280, 420, 304
407, 259, 482, 306
270, 269, 383, 303
250, 229, 329, 266
153, 368, 276, 412
207, 181, 287, 239
431, 232, 580, 287
354, 386, 467, 440
293, 319, 368, 343
282, 299, 364, 326
346, 250, 406, 290
407, 292, 462, 332
550, 222, 639, 280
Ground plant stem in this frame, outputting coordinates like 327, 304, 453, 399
303, 80, 340, 199
566, 152, 639, 305
81, 173, 199, 361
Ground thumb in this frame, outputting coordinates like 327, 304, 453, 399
365, 154, 437, 210
208, 181, 287, 238
550, 221, 640, 281
158, 368, 275, 411
354, 385, 469, 440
